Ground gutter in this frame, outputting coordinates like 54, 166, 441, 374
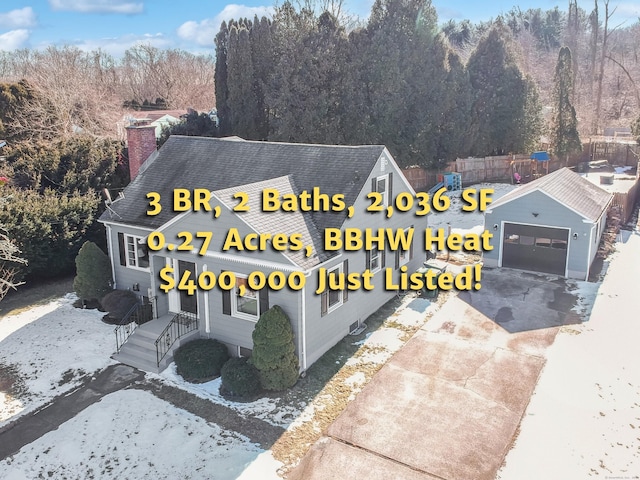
106, 224, 117, 289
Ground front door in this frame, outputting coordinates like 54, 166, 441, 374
168, 259, 197, 315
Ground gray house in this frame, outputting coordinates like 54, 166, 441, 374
483, 168, 612, 280
99, 134, 424, 373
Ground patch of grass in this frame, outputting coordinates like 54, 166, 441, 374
0, 361, 29, 399
0, 276, 74, 318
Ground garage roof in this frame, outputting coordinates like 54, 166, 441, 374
489, 167, 613, 222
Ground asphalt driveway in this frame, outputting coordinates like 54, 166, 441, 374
289, 268, 590, 480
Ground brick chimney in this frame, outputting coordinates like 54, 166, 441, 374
126, 124, 157, 180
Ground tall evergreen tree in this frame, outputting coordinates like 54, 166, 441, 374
250, 16, 275, 141
467, 24, 541, 156
214, 21, 231, 136
268, 7, 348, 144
632, 114, 640, 145
364, 0, 442, 166
227, 22, 259, 139
551, 46, 582, 164
436, 51, 474, 164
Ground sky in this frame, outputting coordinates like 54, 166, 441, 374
0, 0, 639, 57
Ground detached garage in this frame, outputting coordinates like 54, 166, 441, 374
484, 168, 613, 280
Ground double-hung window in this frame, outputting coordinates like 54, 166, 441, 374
327, 263, 343, 312
232, 275, 259, 320
371, 172, 393, 208
320, 260, 349, 316
368, 246, 381, 273
396, 227, 413, 269
118, 233, 149, 270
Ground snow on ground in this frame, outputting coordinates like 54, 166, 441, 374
0, 294, 116, 426
158, 366, 304, 429
614, 165, 633, 174
157, 292, 439, 432
428, 182, 517, 233
0, 389, 271, 480
498, 229, 640, 479
0, 280, 438, 480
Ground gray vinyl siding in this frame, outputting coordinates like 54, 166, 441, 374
154, 206, 303, 354
151, 248, 301, 356
484, 190, 595, 279
303, 151, 427, 367
105, 223, 154, 297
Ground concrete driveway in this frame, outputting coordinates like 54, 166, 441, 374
289, 268, 589, 480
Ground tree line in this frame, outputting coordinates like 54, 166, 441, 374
215, 0, 639, 169
0, 44, 216, 139
0, 43, 216, 282
215, 0, 544, 169
0, 80, 128, 280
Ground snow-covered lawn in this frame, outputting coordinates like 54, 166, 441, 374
0, 289, 439, 479
498, 229, 640, 478
0, 389, 276, 480
0, 294, 116, 426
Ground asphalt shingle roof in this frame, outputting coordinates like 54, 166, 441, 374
489, 167, 613, 222
101, 136, 385, 231
214, 175, 331, 269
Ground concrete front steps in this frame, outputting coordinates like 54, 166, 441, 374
112, 315, 200, 374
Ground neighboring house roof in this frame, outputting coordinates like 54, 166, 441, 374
489, 167, 613, 222
101, 136, 386, 231
125, 110, 189, 123
215, 175, 330, 269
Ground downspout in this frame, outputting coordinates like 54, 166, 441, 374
300, 283, 307, 374
585, 223, 596, 281
586, 195, 614, 280
300, 270, 313, 375
106, 224, 117, 289
203, 264, 211, 335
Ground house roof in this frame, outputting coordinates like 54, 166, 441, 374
124, 110, 188, 123
214, 175, 331, 269
489, 167, 613, 222
101, 136, 386, 231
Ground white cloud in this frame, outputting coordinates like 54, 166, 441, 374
0, 29, 30, 51
48, 0, 143, 14
177, 4, 274, 47
65, 33, 171, 57
615, 3, 640, 19
0, 7, 37, 28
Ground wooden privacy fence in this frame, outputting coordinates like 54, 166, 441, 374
610, 180, 639, 224
402, 155, 563, 191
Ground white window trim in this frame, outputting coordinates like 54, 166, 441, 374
124, 234, 149, 271
231, 273, 259, 322
368, 246, 382, 273
398, 227, 411, 267
376, 174, 390, 207
327, 263, 343, 314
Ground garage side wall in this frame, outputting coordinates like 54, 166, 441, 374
483, 191, 593, 279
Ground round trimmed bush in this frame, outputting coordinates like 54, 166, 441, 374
100, 289, 138, 324
174, 339, 229, 382
221, 357, 261, 398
